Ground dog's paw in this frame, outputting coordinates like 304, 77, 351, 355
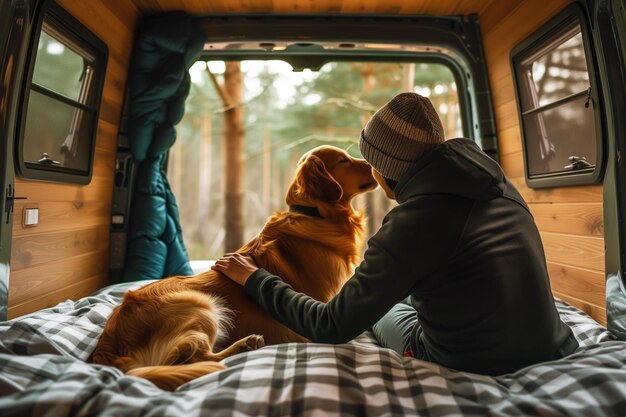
244, 334, 265, 351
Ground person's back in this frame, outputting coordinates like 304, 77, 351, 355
382, 137, 578, 374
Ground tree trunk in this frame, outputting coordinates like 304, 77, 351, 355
402, 63, 415, 93
360, 63, 378, 237
223, 61, 245, 252
262, 124, 271, 217
195, 113, 212, 246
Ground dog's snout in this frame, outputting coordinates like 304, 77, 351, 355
358, 160, 374, 175
350, 157, 368, 167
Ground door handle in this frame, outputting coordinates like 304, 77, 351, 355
4, 184, 27, 224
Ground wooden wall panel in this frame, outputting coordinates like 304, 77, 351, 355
9, 249, 109, 307
498, 126, 522, 156
540, 232, 605, 272
7, 0, 140, 319
480, 0, 606, 325
548, 263, 605, 307
530, 203, 603, 237
8, 273, 109, 319
509, 178, 603, 204
553, 291, 607, 326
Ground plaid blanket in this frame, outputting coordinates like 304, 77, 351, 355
0, 281, 623, 417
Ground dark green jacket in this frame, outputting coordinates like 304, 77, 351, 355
245, 138, 578, 375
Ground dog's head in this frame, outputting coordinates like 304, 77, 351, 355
286, 145, 377, 208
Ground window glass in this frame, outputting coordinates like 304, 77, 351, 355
522, 95, 597, 176
31, 26, 90, 103
18, 4, 104, 183
523, 31, 589, 109
169, 60, 463, 260
23, 90, 94, 172
512, 12, 601, 186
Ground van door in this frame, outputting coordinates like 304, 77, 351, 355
593, 0, 626, 338
0, 0, 32, 321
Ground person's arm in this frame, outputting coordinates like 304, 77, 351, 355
243, 238, 415, 344
213, 196, 471, 344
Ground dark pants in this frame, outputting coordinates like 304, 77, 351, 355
371, 298, 422, 358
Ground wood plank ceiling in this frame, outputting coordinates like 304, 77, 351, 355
130, 0, 497, 16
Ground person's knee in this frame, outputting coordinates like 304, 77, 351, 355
372, 303, 417, 355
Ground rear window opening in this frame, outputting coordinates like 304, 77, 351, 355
16, 1, 107, 184
168, 59, 464, 260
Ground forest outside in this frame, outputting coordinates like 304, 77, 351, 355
168, 60, 463, 260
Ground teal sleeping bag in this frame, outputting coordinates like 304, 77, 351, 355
123, 13, 204, 281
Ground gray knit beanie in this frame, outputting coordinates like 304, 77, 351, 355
359, 92, 445, 181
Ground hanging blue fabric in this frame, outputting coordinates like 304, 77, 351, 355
123, 13, 204, 281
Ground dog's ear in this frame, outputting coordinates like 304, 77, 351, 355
291, 154, 343, 202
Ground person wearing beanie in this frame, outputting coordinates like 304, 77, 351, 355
213, 92, 578, 376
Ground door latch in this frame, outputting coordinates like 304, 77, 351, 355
4, 184, 27, 224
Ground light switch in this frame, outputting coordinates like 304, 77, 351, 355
111, 214, 124, 225
24, 208, 39, 227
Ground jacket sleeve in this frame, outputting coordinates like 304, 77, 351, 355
244, 238, 413, 344
243, 196, 471, 343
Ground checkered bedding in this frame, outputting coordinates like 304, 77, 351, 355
0, 281, 624, 417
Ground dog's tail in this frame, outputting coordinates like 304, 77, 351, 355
92, 290, 231, 390
125, 362, 226, 391
111, 329, 227, 390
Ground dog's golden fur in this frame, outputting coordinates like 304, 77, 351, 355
91, 145, 377, 390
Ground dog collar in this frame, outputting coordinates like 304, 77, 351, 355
289, 205, 322, 218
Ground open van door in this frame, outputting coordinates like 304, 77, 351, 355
0, 0, 31, 321
593, 0, 626, 338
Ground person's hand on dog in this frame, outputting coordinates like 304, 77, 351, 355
211, 253, 259, 286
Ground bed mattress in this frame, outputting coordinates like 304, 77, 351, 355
0, 280, 624, 417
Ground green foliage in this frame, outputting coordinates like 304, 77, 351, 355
170, 60, 461, 259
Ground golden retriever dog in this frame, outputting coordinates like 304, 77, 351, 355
91, 145, 377, 390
